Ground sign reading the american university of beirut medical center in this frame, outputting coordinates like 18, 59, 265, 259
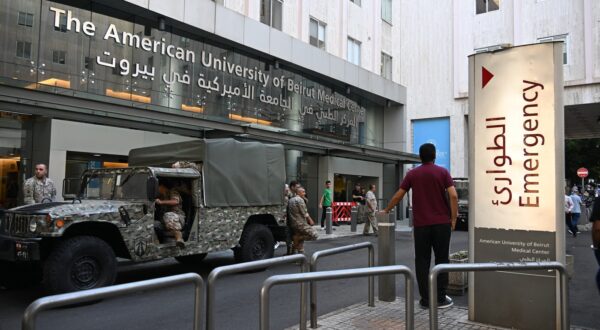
468, 43, 564, 329
47, 7, 366, 133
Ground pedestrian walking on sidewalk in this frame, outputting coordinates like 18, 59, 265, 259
381, 143, 458, 309
319, 180, 333, 227
352, 183, 365, 224
571, 189, 583, 234
363, 184, 379, 235
565, 189, 578, 237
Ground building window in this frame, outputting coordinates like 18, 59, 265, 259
16, 41, 32, 59
52, 50, 66, 64
309, 18, 326, 50
381, 53, 392, 79
54, 14, 67, 32
538, 34, 568, 65
350, 0, 361, 7
180, 37, 190, 48
381, 0, 392, 24
18, 12, 34, 27
476, 0, 499, 14
347, 37, 361, 65
260, 0, 283, 31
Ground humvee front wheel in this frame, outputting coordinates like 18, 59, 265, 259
234, 224, 274, 263
43, 236, 116, 294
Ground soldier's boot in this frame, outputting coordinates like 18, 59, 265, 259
174, 231, 185, 249
295, 241, 304, 254
291, 235, 302, 254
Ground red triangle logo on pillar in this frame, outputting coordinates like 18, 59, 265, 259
482, 66, 494, 88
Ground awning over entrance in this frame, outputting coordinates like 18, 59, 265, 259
204, 129, 420, 164
0, 85, 420, 165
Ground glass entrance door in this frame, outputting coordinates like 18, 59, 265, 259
0, 112, 29, 209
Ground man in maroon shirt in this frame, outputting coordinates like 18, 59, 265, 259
382, 143, 458, 309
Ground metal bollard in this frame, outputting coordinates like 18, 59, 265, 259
350, 206, 358, 232
377, 210, 396, 302
325, 207, 332, 234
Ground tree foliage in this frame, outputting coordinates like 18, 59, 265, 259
565, 138, 600, 186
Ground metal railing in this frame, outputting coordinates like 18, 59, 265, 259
260, 265, 415, 330
207, 254, 309, 330
22, 273, 204, 330
309, 242, 375, 328
428, 261, 569, 330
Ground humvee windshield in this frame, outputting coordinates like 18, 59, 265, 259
81, 170, 149, 200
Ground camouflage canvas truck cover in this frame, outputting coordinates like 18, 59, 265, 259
0, 138, 287, 293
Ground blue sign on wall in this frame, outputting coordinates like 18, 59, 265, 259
412, 117, 451, 171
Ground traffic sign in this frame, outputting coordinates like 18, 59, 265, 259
577, 167, 588, 178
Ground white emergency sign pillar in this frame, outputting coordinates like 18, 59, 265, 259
468, 42, 565, 329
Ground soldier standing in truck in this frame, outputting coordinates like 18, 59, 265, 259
156, 181, 186, 248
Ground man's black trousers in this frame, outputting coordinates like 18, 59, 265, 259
320, 205, 330, 227
413, 223, 451, 302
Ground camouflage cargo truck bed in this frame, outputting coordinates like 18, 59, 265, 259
0, 139, 288, 293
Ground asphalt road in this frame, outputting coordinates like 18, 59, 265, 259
0, 230, 598, 329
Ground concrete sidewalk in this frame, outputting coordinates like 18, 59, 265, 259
314, 220, 413, 241
286, 298, 594, 330
286, 224, 598, 329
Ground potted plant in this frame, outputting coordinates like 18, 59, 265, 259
448, 250, 468, 295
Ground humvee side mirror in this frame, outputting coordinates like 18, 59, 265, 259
62, 178, 81, 200
147, 177, 159, 200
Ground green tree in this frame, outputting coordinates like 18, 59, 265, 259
565, 138, 600, 187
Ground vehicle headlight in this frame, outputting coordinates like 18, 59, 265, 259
29, 218, 37, 232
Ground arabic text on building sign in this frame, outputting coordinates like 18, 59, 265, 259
49, 6, 366, 127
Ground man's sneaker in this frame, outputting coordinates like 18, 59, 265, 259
438, 295, 453, 309
568, 229, 574, 235
419, 299, 429, 309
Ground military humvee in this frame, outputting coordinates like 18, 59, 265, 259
453, 178, 469, 231
0, 139, 287, 293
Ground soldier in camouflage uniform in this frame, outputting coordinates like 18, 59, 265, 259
288, 187, 318, 254
23, 164, 56, 205
285, 181, 300, 255
156, 181, 186, 248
